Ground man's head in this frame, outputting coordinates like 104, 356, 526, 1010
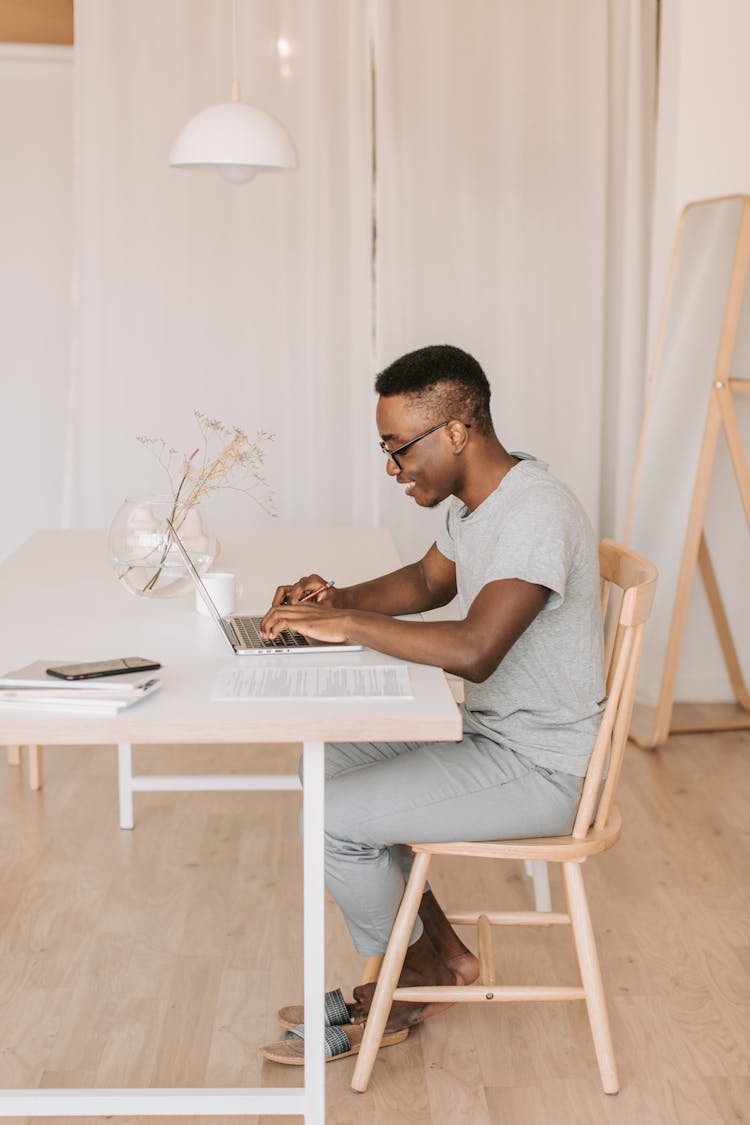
374, 345, 493, 436
374, 345, 496, 508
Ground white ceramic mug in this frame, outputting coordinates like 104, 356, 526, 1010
195, 572, 243, 617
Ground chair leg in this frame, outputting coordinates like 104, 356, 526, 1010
7, 746, 22, 767
351, 850, 432, 1093
28, 746, 44, 791
562, 861, 619, 1094
359, 955, 383, 985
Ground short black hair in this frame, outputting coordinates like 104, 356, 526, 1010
374, 345, 493, 435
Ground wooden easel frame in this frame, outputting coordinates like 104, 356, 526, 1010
628, 195, 750, 750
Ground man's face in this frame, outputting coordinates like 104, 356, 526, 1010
375, 394, 456, 509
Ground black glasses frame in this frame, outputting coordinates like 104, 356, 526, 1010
379, 419, 470, 470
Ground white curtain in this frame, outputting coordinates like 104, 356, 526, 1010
67, 0, 374, 535
2, 1, 656, 572
0, 45, 73, 559
373, 0, 657, 559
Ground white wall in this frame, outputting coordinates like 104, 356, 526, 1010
373, 0, 613, 561
3, 2, 748, 706
67, 0, 374, 542
647, 0, 750, 701
0, 45, 73, 556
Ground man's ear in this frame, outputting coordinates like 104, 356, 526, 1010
447, 420, 470, 454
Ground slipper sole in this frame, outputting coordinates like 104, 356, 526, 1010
260, 1023, 409, 1065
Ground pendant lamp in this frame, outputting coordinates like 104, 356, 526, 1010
170, 1, 297, 185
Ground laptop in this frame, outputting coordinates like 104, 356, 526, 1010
166, 519, 363, 656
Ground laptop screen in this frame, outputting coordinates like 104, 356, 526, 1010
165, 519, 238, 647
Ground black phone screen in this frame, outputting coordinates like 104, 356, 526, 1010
46, 657, 161, 681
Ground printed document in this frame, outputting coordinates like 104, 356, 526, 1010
213, 664, 413, 701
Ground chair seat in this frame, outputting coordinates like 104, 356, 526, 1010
410, 805, 622, 863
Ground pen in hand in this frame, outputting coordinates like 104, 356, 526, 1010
298, 580, 335, 604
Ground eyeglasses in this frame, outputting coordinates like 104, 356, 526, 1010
379, 419, 470, 470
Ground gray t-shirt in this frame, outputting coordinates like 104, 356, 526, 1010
435, 454, 605, 776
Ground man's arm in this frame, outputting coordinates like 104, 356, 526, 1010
272, 543, 457, 617
261, 575, 548, 682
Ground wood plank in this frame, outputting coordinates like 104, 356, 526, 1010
0, 732, 748, 1123
0, 0, 73, 45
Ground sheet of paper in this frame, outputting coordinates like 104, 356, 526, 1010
212, 664, 413, 701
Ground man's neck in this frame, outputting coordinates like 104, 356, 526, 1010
457, 444, 519, 513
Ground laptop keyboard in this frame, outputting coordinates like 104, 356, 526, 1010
230, 615, 311, 649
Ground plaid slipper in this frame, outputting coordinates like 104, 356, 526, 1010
277, 986, 352, 1031
260, 1021, 409, 1065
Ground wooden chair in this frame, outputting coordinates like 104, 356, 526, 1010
351, 539, 658, 1095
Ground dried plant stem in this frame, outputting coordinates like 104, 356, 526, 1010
130, 411, 276, 595
140, 471, 191, 593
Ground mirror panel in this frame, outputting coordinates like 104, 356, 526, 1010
627, 197, 745, 705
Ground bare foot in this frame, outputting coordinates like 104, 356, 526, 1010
444, 948, 480, 986
418, 890, 480, 985
349, 930, 460, 1032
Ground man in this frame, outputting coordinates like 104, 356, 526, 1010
260, 344, 605, 1060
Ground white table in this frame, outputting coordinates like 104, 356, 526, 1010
0, 528, 461, 1122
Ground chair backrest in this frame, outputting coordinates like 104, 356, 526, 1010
571, 539, 658, 839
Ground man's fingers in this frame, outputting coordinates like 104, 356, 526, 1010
292, 574, 328, 603
261, 605, 303, 639
260, 603, 350, 645
270, 575, 326, 609
261, 606, 288, 636
273, 574, 328, 605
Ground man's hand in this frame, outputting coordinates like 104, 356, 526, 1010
263, 575, 547, 678
271, 574, 340, 608
261, 603, 352, 644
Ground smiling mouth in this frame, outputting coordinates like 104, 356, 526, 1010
401, 480, 416, 495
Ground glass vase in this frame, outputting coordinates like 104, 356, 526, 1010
108, 496, 216, 598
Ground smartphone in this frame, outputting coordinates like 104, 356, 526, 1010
46, 657, 161, 681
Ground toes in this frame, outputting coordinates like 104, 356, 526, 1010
384, 1003, 424, 1034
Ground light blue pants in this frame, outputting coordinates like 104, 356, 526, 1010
321, 733, 584, 956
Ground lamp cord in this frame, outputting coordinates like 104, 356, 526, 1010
231, 0, 240, 101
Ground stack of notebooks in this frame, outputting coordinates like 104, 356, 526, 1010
0, 661, 161, 715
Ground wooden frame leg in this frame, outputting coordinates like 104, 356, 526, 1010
562, 861, 619, 1094
351, 851, 432, 1093
7, 746, 21, 766
360, 955, 383, 985
28, 746, 43, 791
698, 533, 750, 712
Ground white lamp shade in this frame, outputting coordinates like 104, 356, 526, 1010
169, 100, 297, 180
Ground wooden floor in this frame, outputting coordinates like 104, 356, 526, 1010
0, 729, 748, 1125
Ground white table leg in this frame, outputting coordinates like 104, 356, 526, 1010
526, 859, 552, 912
117, 743, 134, 830
0, 742, 323, 1119
115, 748, 302, 831
29, 745, 44, 790
302, 740, 326, 1124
